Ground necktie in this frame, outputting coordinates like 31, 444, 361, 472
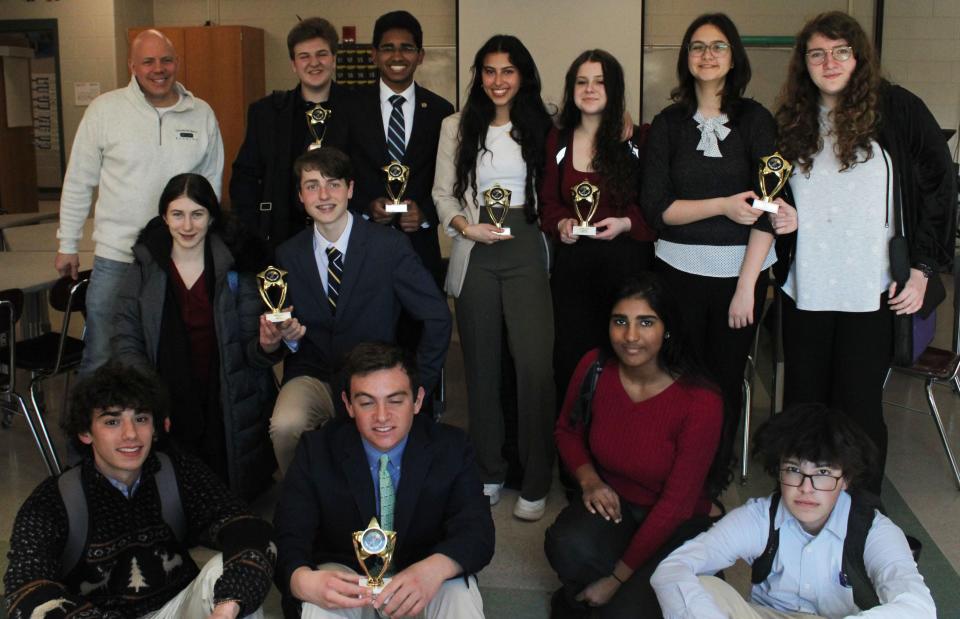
325, 246, 343, 314
387, 94, 406, 163
378, 454, 395, 531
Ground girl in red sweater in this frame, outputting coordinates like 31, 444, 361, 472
545, 273, 723, 618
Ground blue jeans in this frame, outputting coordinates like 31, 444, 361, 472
79, 255, 131, 377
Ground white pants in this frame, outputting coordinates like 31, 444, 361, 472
141, 554, 265, 619
300, 563, 484, 619
699, 576, 826, 619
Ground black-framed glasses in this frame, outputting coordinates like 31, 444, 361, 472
805, 46, 854, 65
377, 43, 419, 55
688, 41, 731, 57
779, 468, 843, 491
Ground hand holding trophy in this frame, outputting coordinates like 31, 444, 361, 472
383, 161, 411, 214
257, 266, 292, 322
353, 517, 397, 596
752, 152, 793, 214
306, 104, 332, 151
482, 184, 512, 236
570, 181, 600, 236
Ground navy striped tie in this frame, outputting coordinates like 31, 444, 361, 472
387, 94, 406, 163
326, 246, 343, 314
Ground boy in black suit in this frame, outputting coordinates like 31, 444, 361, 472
268, 148, 451, 474
346, 10, 454, 286
274, 342, 492, 618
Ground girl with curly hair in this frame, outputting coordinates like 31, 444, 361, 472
540, 49, 656, 422
641, 13, 778, 490
433, 34, 555, 520
773, 11, 956, 494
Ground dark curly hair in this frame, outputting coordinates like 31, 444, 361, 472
775, 11, 881, 173
453, 35, 552, 223
670, 13, 752, 119
557, 50, 637, 210
752, 402, 879, 491
63, 362, 169, 455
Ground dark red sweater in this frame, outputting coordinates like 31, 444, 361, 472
555, 349, 722, 570
539, 126, 655, 242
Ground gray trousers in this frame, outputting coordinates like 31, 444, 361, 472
455, 209, 555, 500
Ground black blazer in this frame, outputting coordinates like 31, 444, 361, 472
274, 216, 451, 391
230, 83, 351, 248
273, 417, 495, 604
346, 83, 454, 282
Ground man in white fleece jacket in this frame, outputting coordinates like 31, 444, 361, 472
55, 29, 224, 376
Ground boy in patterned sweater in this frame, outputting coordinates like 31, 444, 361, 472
3, 363, 276, 618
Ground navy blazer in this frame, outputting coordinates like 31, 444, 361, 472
274, 216, 451, 391
346, 83, 454, 283
274, 416, 495, 601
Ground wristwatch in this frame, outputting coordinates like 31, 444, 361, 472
914, 262, 935, 279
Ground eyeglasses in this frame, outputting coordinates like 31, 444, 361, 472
779, 467, 844, 491
688, 42, 731, 57
377, 43, 419, 55
805, 46, 854, 65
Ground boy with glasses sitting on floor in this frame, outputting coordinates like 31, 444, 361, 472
651, 403, 935, 618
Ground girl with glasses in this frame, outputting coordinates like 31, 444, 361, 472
773, 11, 956, 496
641, 13, 778, 495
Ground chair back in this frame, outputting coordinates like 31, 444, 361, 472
953, 250, 960, 355
0, 288, 24, 392
50, 273, 90, 375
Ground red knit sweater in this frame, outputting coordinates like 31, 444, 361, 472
555, 349, 722, 570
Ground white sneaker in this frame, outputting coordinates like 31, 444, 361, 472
513, 496, 547, 521
483, 483, 504, 506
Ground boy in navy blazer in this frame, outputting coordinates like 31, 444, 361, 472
268, 148, 451, 474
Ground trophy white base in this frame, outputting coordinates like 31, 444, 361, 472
752, 199, 779, 213
572, 225, 597, 236
359, 576, 392, 595
492, 227, 511, 236
385, 202, 408, 213
266, 311, 292, 323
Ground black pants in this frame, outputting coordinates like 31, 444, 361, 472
545, 497, 711, 619
782, 293, 892, 495
655, 260, 766, 484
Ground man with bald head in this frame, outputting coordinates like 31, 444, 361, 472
56, 29, 224, 376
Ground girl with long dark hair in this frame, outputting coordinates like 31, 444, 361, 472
433, 35, 555, 521
540, 49, 655, 417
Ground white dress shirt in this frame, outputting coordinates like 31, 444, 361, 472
650, 492, 935, 619
379, 79, 415, 150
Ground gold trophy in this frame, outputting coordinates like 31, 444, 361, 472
752, 152, 793, 214
482, 184, 512, 236
570, 181, 600, 236
305, 103, 332, 151
382, 161, 411, 214
256, 266, 291, 322
353, 517, 397, 594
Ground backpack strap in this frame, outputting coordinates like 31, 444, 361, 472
58, 466, 88, 577
750, 491, 781, 585
842, 490, 881, 610
568, 350, 607, 428
155, 452, 187, 544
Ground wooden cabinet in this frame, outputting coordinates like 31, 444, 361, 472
0, 46, 38, 213
128, 26, 264, 209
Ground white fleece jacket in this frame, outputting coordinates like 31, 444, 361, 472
57, 77, 224, 262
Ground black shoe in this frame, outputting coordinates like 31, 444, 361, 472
550, 588, 589, 619
906, 535, 923, 562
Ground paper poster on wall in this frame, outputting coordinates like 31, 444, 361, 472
74, 81, 100, 106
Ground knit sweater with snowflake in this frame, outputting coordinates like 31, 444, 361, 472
3, 449, 275, 618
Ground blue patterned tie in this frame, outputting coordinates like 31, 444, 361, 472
387, 95, 406, 163
325, 246, 343, 314
378, 454, 395, 531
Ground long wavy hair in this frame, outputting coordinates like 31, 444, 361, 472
453, 35, 552, 223
670, 13, 752, 119
602, 274, 731, 497
775, 11, 881, 173
557, 50, 637, 211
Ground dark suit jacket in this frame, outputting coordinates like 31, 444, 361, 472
274, 417, 495, 605
274, 215, 451, 391
346, 83, 454, 283
230, 82, 351, 249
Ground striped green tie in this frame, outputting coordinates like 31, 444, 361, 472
378, 454, 395, 532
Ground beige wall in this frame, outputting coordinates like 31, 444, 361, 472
113, 0, 154, 87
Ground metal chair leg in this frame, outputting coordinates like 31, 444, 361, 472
883, 367, 893, 390
926, 380, 960, 490
952, 375, 960, 395
29, 376, 62, 476
16, 391, 57, 475
741, 375, 752, 484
